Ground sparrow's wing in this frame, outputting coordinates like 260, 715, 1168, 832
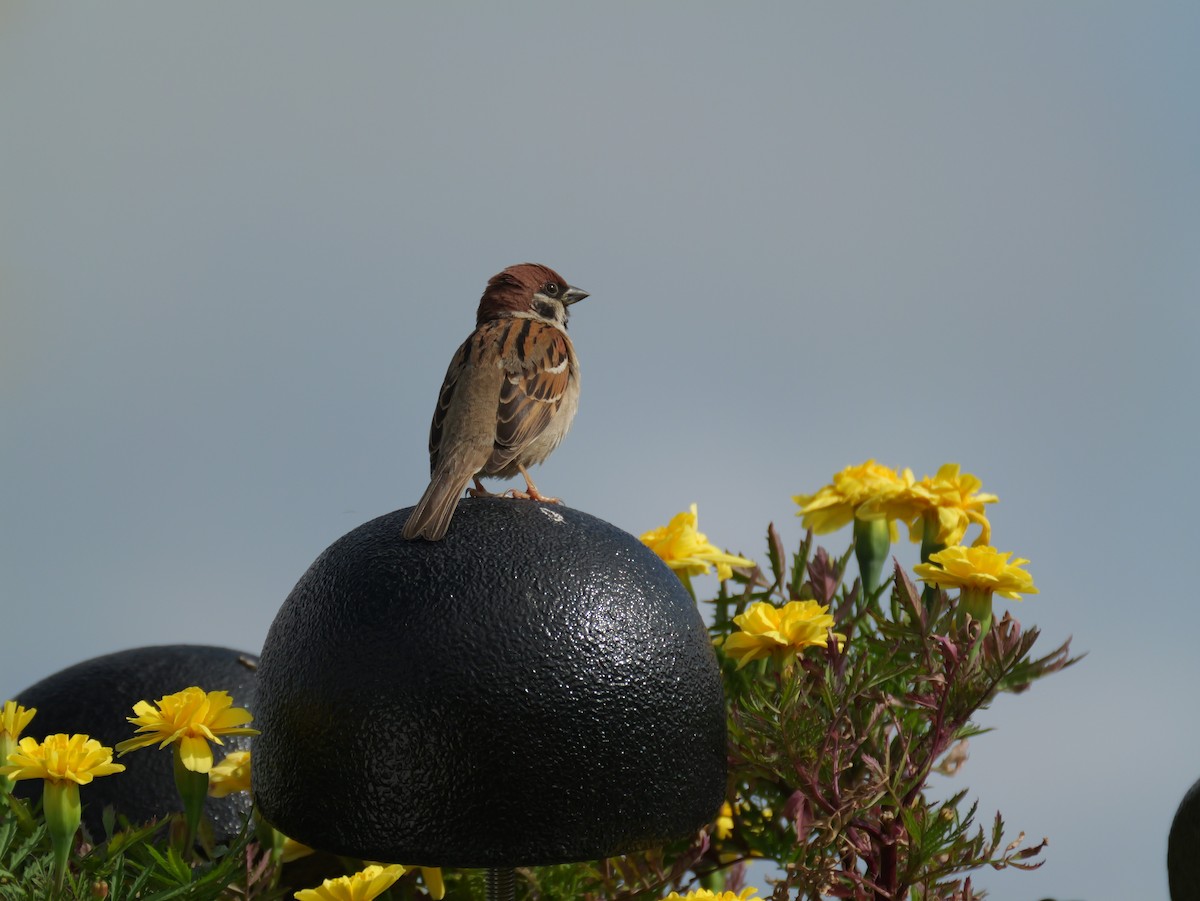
427, 337, 472, 475
490, 319, 572, 470
410, 329, 502, 541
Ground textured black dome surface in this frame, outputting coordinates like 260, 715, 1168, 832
12, 645, 259, 842
254, 499, 726, 867
1169, 777, 1200, 900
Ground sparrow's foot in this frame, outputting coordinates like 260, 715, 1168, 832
506, 487, 562, 504
508, 466, 562, 504
467, 479, 500, 498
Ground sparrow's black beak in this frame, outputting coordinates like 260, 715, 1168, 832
563, 286, 589, 305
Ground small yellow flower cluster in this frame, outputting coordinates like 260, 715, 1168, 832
722, 601, 844, 669
795, 460, 997, 548
641, 503, 753, 581
1, 688, 451, 901
646, 460, 1036, 666
862, 463, 998, 548
2, 702, 124, 791
1, 687, 262, 875
1, 691, 443, 901
0, 689, 265, 792
794, 460, 1038, 630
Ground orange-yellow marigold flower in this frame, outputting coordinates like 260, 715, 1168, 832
641, 504, 753, 581
116, 687, 259, 773
1, 701, 38, 791
282, 837, 316, 863
208, 749, 252, 797
1, 701, 36, 742
0, 733, 125, 785
714, 801, 735, 840
294, 864, 407, 901
793, 460, 910, 536
722, 600, 844, 668
415, 867, 445, 900
913, 545, 1038, 600
861, 463, 997, 547
2, 732, 124, 895
663, 888, 760, 901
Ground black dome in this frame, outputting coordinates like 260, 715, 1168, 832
254, 498, 726, 867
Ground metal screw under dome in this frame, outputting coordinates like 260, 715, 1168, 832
486, 867, 515, 901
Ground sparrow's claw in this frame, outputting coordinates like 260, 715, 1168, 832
467, 479, 500, 498
509, 465, 562, 504
506, 487, 562, 504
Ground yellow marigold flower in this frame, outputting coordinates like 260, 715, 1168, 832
721, 600, 844, 668
116, 686, 259, 773
793, 460, 909, 536
281, 837, 316, 863
1, 700, 38, 793
663, 888, 760, 901
862, 463, 998, 547
0, 733, 125, 785
1, 733, 124, 896
208, 749, 252, 797
913, 545, 1038, 601
1, 701, 36, 742
294, 864, 407, 901
416, 867, 445, 900
714, 800, 735, 840
640, 504, 753, 581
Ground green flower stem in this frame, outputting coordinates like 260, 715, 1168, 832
0, 736, 15, 796
919, 513, 945, 607
956, 587, 994, 635
43, 780, 81, 901
698, 866, 727, 892
919, 513, 944, 563
853, 517, 891, 598
172, 748, 210, 856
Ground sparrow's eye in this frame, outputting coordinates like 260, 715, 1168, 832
543, 283, 560, 297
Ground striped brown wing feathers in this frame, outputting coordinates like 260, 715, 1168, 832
426, 337, 472, 475
490, 319, 572, 471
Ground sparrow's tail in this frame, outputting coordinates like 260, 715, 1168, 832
402, 465, 475, 541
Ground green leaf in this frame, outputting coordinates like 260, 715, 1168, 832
102, 805, 117, 842
788, 528, 813, 598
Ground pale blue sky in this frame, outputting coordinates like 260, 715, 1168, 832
3, 5, 1198, 898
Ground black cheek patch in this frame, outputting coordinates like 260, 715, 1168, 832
534, 300, 559, 320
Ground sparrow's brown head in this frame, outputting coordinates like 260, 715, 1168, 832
477, 263, 589, 328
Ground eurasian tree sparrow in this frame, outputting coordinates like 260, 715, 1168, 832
401, 263, 588, 541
